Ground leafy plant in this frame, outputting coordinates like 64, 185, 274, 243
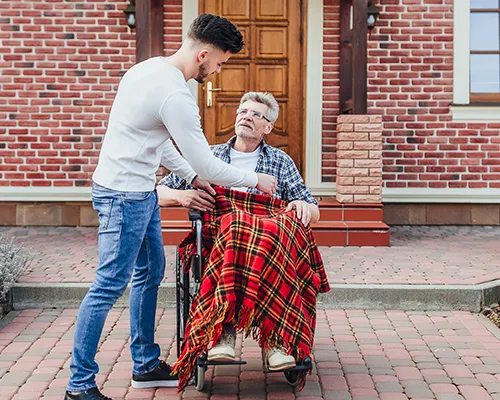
0, 234, 32, 301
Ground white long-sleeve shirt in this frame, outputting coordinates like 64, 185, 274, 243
93, 56, 258, 192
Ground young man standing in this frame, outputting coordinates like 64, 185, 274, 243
65, 14, 277, 400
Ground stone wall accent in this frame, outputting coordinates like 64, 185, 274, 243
336, 115, 383, 203
0, 202, 97, 227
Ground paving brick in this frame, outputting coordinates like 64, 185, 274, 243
322, 391, 352, 400
430, 383, 459, 394
458, 385, 491, 399
404, 385, 434, 398
375, 382, 404, 393
379, 394, 410, 400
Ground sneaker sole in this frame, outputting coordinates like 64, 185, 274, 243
131, 380, 179, 389
268, 361, 297, 371
207, 353, 236, 362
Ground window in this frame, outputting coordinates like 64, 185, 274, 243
452, 0, 500, 120
470, 0, 500, 103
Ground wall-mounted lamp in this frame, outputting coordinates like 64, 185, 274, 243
124, 0, 136, 29
367, 1, 380, 30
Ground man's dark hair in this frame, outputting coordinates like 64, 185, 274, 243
188, 14, 244, 54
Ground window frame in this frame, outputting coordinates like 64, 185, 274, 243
452, 0, 500, 120
469, 4, 500, 102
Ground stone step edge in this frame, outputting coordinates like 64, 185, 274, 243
11, 280, 500, 312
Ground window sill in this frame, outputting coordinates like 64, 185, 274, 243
451, 104, 500, 122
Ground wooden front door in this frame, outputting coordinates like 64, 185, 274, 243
199, 0, 305, 172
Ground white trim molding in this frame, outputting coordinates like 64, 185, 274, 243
453, 0, 470, 105
305, 0, 335, 195
182, 0, 199, 97
451, 105, 500, 121
383, 188, 500, 204
0, 187, 92, 202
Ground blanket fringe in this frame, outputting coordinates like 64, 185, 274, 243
172, 301, 233, 390
173, 301, 311, 391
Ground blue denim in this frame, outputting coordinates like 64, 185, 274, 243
67, 182, 166, 392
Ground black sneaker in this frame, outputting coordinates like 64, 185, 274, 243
64, 387, 112, 400
131, 360, 179, 388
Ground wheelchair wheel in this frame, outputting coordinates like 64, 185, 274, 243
175, 247, 182, 357
284, 370, 299, 388
195, 364, 205, 391
176, 247, 191, 357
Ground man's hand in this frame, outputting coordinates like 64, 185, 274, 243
176, 189, 215, 211
286, 200, 315, 226
256, 173, 278, 196
192, 176, 216, 196
157, 185, 215, 211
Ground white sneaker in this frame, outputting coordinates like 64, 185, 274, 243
207, 333, 236, 361
266, 347, 296, 371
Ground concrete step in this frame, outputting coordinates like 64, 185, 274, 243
160, 203, 390, 246
12, 281, 500, 312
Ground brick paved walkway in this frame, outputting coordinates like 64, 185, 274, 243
2, 308, 500, 399
1, 226, 500, 286
2, 226, 500, 399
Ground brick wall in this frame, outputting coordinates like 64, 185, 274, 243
322, 0, 500, 189
0, 0, 183, 189
336, 115, 383, 203
2, 1, 499, 191
164, 0, 182, 56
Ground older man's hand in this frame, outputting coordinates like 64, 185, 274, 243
286, 200, 313, 226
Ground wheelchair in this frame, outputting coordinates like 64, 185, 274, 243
175, 209, 313, 391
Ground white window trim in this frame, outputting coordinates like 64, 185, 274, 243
451, 0, 500, 121
305, 0, 335, 195
453, 0, 470, 105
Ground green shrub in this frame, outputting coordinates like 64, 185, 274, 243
0, 234, 32, 301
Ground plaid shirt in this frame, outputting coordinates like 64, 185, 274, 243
158, 137, 318, 205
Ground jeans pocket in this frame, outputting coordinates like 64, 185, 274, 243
123, 190, 154, 202
93, 198, 113, 233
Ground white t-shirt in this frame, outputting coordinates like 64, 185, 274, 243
229, 147, 260, 192
93, 56, 258, 192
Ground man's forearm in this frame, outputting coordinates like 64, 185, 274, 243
157, 185, 184, 207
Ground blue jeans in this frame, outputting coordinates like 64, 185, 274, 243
67, 182, 166, 392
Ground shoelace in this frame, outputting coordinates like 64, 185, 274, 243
219, 333, 236, 346
268, 347, 287, 357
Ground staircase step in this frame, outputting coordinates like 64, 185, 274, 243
161, 220, 390, 247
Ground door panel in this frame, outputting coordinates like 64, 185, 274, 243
200, 0, 304, 171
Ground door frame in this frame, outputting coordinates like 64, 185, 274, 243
182, 0, 334, 195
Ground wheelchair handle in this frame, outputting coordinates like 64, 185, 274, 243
189, 209, 202, 221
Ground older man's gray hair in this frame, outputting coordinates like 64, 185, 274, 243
239, 92, 279, 123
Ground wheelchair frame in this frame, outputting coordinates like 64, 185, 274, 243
175, 210, 313, 391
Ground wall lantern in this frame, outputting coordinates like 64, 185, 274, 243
124, 0, 136, 29
367, 1, 380, 30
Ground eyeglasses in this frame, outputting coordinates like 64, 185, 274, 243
236, 108, 271, 122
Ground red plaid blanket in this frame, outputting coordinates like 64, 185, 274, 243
172, 187, 330, 390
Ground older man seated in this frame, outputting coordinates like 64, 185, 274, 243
157, 92, 329, 390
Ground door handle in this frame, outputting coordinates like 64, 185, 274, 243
206, 81, 222, 108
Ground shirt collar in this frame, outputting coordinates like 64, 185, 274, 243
225, 136, 269, 155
